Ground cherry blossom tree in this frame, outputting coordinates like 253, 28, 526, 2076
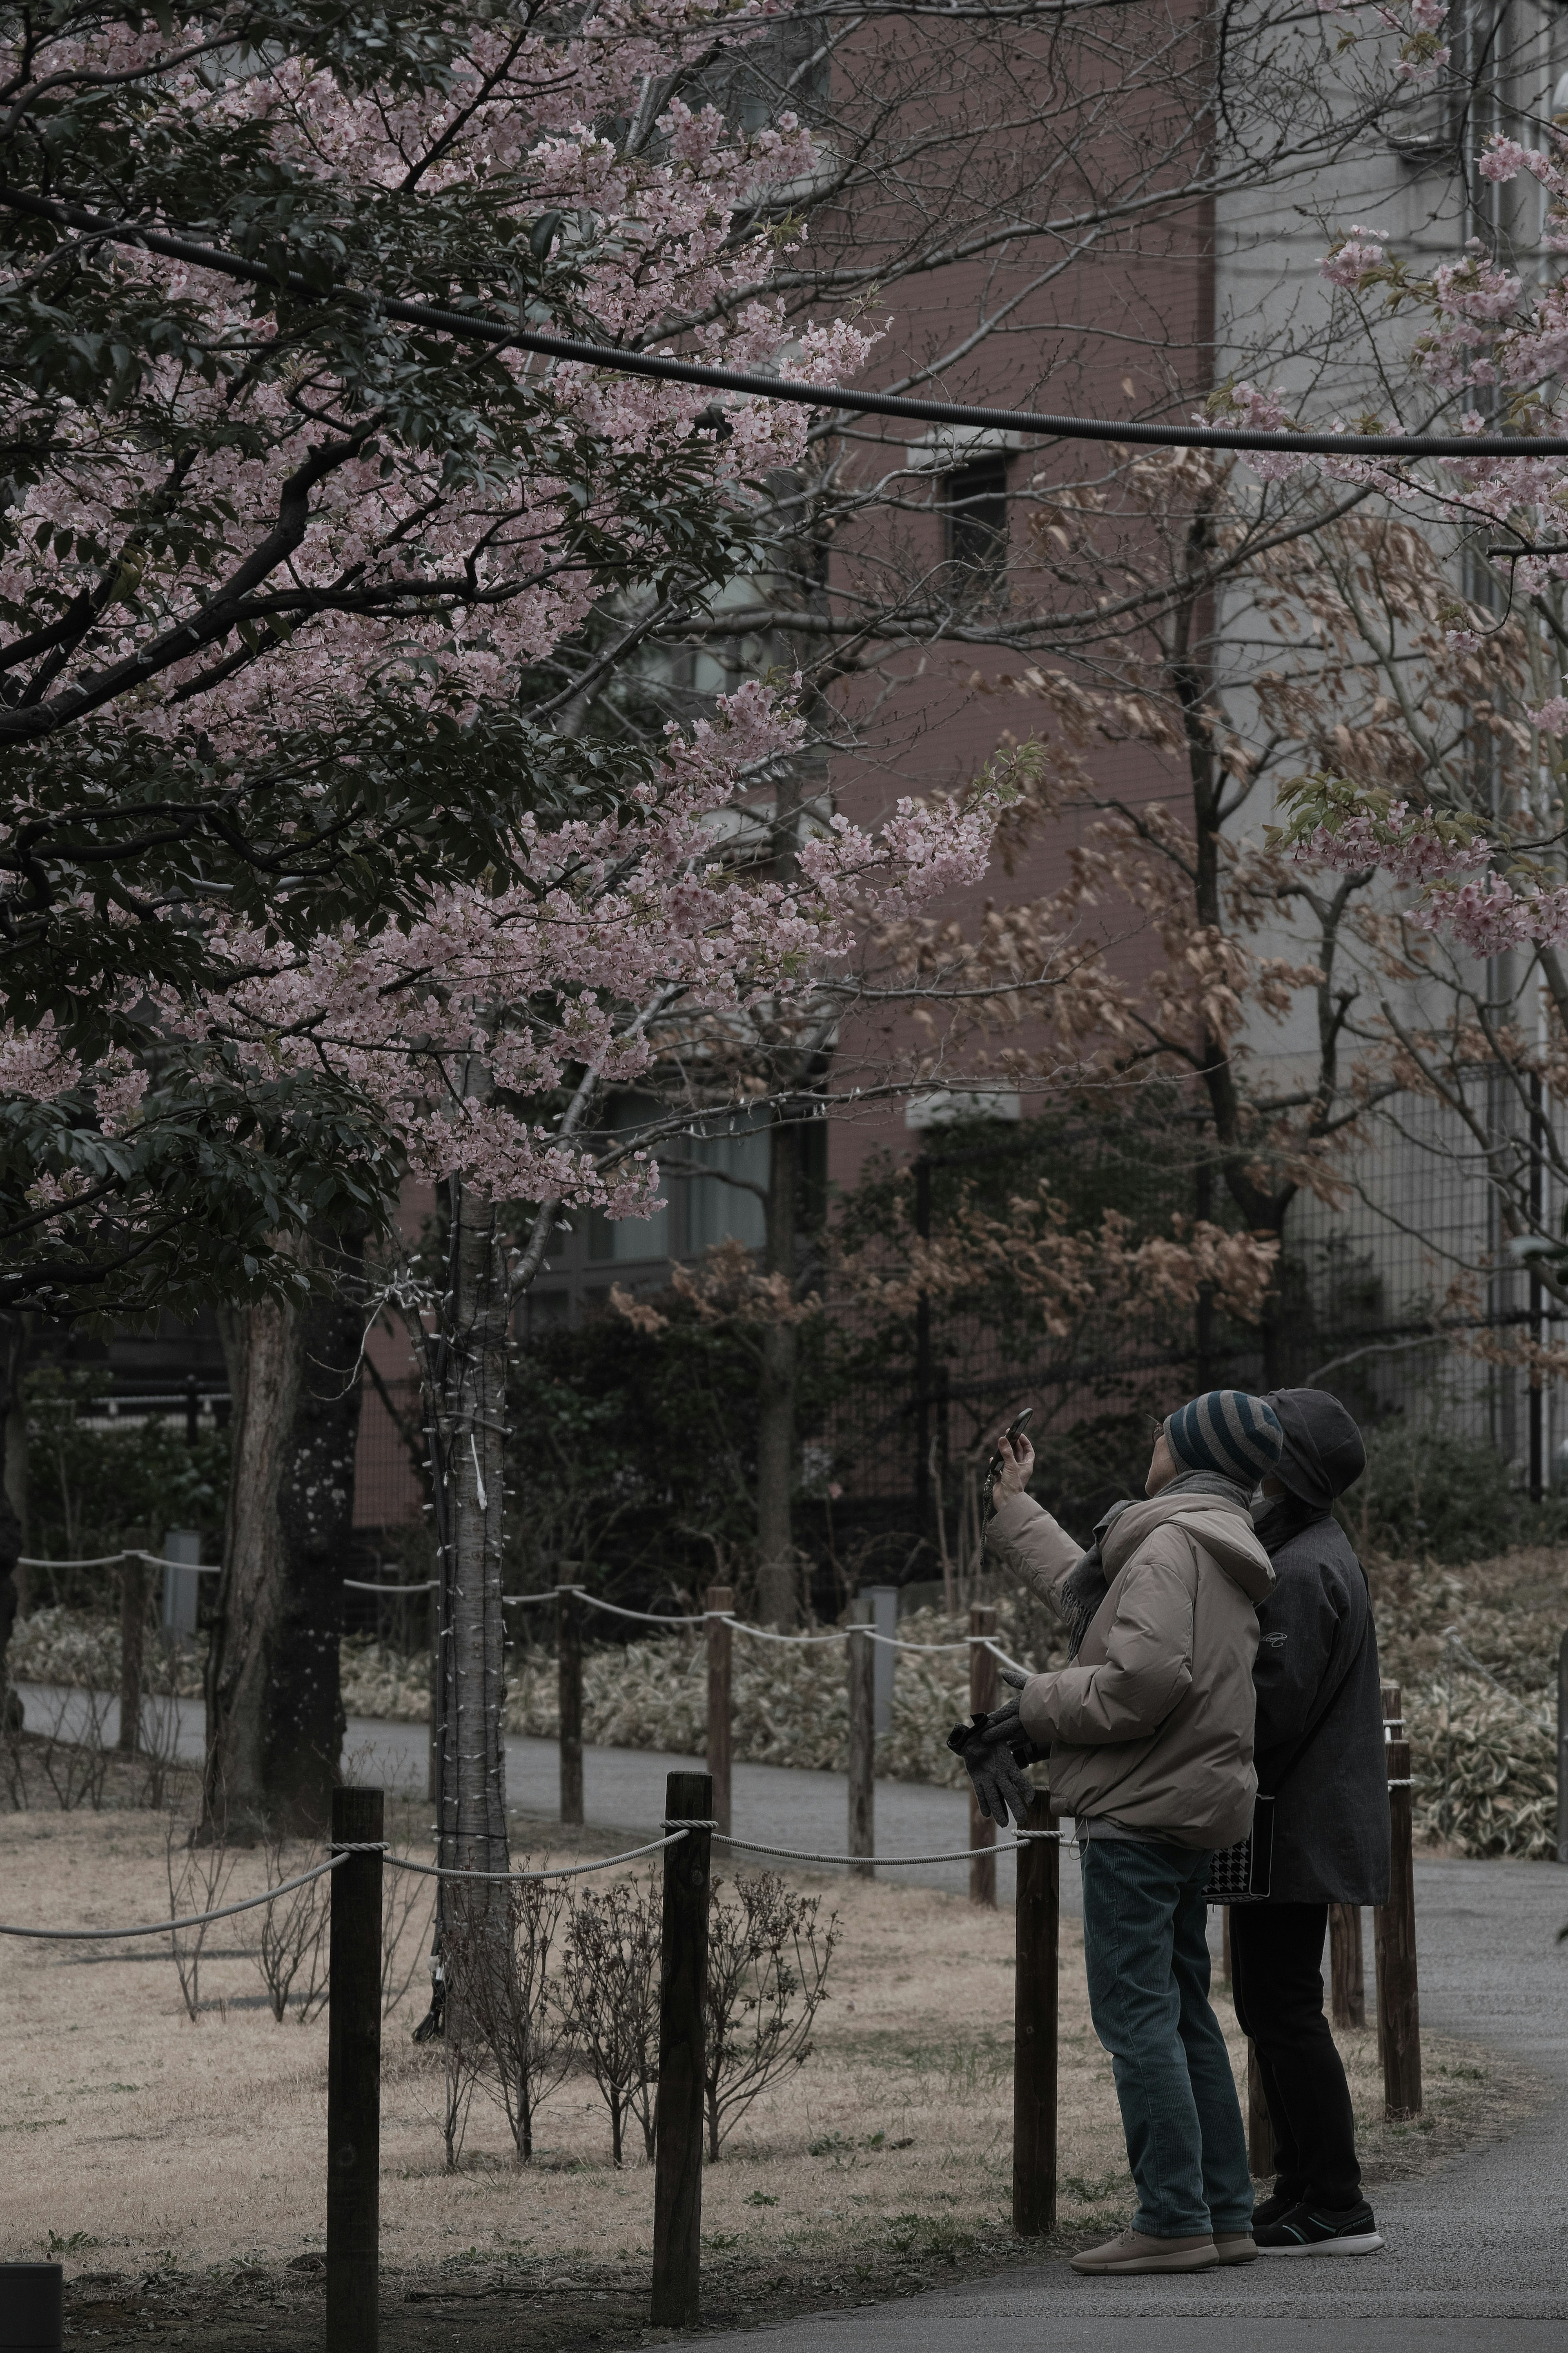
0, 0, 883, 1836
0, 0, 868, 1323
194, 676, 1002, 1851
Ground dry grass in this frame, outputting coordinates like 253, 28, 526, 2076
0, 1804, 1530, 2347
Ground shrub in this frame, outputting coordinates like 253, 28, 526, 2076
557, 1873, 662, 2166
703, 1873, 838, 2159
1340, 1418, 1568, 1564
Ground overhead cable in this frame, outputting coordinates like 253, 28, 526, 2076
2, 182, 1564, 462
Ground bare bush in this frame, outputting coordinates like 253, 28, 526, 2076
446, 1879, 572, 2159
33, 1633, 115, 1811
704, 1873, 838, 2159
135, 1637, 187, 1813
252, 1833, 332, 2024
165, 1809, 236, 2022
558, 1871, 661, 2166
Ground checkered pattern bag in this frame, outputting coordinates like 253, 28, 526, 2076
1203, 1793, 1274, 1903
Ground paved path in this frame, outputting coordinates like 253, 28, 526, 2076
16, 1686, 1025, 1900
691, 1855, 1568, 2349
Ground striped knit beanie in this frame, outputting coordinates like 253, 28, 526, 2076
1165, 1390, 1284, 1485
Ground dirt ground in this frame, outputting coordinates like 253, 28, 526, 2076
0, 1795, 1536, 2351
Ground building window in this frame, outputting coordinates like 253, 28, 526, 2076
586, 1093, 672, 1263
686, 1118, 770, 1254
942, 457, 1009, 600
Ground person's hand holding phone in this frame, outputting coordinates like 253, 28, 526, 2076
993, 1424, 1035, 1498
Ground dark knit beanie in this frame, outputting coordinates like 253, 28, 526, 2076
1165, 1389, 1284, 1485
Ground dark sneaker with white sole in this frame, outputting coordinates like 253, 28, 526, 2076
1254, 2201, 1383, 2256
1248, 2192, 1298, 2231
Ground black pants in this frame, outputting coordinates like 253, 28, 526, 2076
1229, 1901, 1361, 2210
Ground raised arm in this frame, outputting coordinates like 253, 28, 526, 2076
985, 1432, 1085, 1612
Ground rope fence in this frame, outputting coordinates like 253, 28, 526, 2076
490, 1581, 1027, 1663
0, 1853, 349, 1941
18, 1547, 174, 1570
13, 1555, 1023, 1669
709, 1828, 1063, 1867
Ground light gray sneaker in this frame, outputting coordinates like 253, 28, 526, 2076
1213, 2233, 1259, 2265
1071, 2229, 1220, 2275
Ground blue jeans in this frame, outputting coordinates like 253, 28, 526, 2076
1079, 1836, 1253, 2239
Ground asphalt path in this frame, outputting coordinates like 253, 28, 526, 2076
14, 1684, 1026, 1900
690, 1854, 1568, 2348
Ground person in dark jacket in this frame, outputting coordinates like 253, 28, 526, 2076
1230, 1387, 1390, 2259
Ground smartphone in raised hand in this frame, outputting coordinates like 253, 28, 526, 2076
989, 1407, 1033, 1481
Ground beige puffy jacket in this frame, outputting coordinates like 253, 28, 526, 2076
989, 1484, 1276, 1849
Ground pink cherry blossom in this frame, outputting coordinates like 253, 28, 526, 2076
1412, 872, 1568, 955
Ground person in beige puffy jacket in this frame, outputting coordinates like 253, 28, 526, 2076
977, 1389, 1283, 2278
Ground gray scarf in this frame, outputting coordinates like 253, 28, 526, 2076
1057, 1469, 1254, 1659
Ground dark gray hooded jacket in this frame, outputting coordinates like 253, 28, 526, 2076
1251, 1388, 1390, 1907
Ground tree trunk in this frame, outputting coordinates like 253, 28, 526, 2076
423, 1180, 513, 2054
0, 1486, 19, 1734
755, 1117, 799, 1631
430, 1180, 511, 1880
204, 1225, 365, 1840
0, 1312, 29, 1613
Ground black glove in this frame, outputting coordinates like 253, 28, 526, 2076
947, 1681, 1047, 1829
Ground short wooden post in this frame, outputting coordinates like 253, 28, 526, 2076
0, 2262, 62, 2351
327, 1785, 383, 2353
846, 1609, 874, 1879
968, 1604, 998, 1907
1329, 1902, 1365, 2027
1374, 1682, 1422, 2119
558, 1588, 584, 1827
117, 1554, 147, 1754
1557, 1629, 1568, 1864
651, 1769, 713, 2328
1011, 1799, 1058, 2234
1245, 2039, 1275, 2179
706, 1585, 734, 1840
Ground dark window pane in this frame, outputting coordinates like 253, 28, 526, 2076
942, 457, 1009, 598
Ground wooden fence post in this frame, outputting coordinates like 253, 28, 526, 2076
1374, 1682, 1422, 2120
847, 1608, 874, 1879
651, 1769, 713, 2328
1011, 1799, 1058, 2234
327, 1785, 383, 2353
964, 1600, 1001, 1910
0, 2262, 61, 2352
1329, 1902, 1365, 2027
1245, 2038, 1275, 2178
558, 1588, 584, 1828
116, 1555, 147, 1755
968, 1604, 998, 1908
1557, 1629, 1568, 1865
706, 1586, 733, 1840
